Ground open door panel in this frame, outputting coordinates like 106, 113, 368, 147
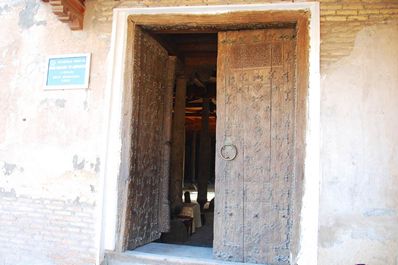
214, 28, 297, 264
126, 26, 172, 250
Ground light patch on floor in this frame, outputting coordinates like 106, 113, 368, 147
107, 243, 260, 265
134, 243, 212, 259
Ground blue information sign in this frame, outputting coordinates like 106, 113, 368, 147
45, 53, 91, 89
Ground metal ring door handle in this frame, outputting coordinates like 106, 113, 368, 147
220, 144, 237, 161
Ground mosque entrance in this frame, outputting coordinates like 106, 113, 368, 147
120, 10, 309, 264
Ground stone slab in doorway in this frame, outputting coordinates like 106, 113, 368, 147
105, 243, 260, 265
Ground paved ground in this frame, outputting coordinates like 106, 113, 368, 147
134, 243, 213, 259
109, 243, 260, 265
185, 220, 214, 247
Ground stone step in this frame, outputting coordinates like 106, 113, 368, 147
105, 243, 259, 265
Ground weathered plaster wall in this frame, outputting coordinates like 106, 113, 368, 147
0, 1, 111, 264
319, 23, 398, 265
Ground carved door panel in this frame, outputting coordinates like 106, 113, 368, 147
214, 29, 296, 264
126, 26, 172, 250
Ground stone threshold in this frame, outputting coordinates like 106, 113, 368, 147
105, 243, 260, 265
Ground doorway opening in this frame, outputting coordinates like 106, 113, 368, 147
149, 32, 218, 248
116, 9, 311, 265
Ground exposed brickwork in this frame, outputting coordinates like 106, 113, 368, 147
320, 0, 398, 70
0, 193, 96, 265
91, 0, 398, 70
91, 0, 303, 22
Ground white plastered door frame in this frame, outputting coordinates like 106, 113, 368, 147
97, 3, 320, 265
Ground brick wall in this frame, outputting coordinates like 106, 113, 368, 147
0, 1, 105, 265
92, 0, 296, 22
320, 0, 398, 70
92, 0, 398, 70
0, 192, 96, 265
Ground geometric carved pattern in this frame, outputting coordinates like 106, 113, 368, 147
126, 26, 170, 250
215, 28, 296, 264
42, 0, 85, 30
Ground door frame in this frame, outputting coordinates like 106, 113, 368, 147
97, 3, 320, 265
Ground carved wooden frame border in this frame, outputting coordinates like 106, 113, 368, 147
98, 4, 320, 265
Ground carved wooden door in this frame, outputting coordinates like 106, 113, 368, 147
126, 26, 172, 250
214, 28, 296, 264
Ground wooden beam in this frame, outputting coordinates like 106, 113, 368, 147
185, 51, 217, 57
169, 76, 187, 211
43, 0, 85, 30
143, 22, 296, 34
186, 116, 217, 134
185, 56, 217, 67
171, 34, 217, 43
159, 56, 177, 233
191, 132, 197, 183
186, 102, 216, 108
185, 112, 216, 117
176, 42, 217, 53
132, 12, 300, 32
197, 96, 211, 209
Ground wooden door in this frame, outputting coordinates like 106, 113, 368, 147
126, 26, 173, 250
214, 28, 296, 264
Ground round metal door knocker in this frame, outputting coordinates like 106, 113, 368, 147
220, 144, 238, 161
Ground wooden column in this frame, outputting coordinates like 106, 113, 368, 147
191, 132, 197, 183
159, 56, 176, 232
197, 96, 211, 209
170, 76, 186, 211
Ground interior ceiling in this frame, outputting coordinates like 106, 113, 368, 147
154, 32, 218, 134
154, 33, 217, 72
